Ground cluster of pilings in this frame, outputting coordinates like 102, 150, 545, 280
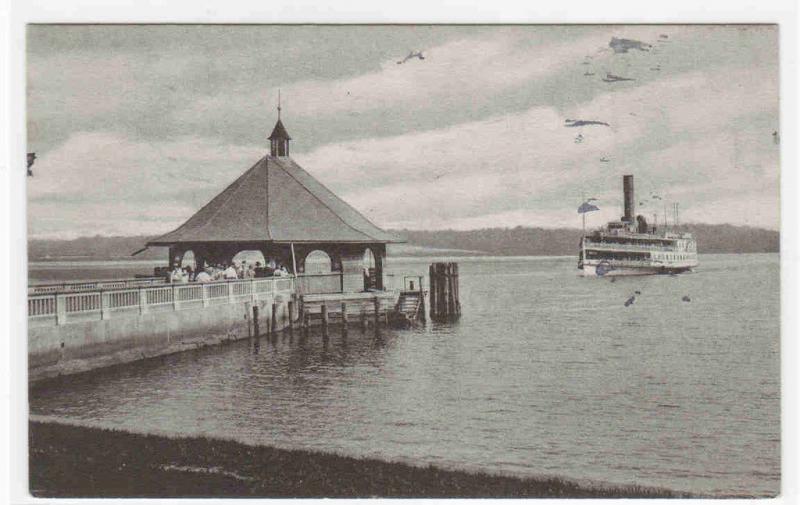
428, 262, 461, 321
250, 300, 295, 339
250, 298, 392, 343
303, 298, 389, 339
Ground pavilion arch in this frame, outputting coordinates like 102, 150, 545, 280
304, 250, 333, 274
180, 250, 196, 270
233, 250, 266, 269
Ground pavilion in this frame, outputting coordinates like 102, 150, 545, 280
145, 114, 402, 291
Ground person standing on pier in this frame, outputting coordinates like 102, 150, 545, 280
223, 263, 238, 280
195, 267, 212, 283
169, 264, 183, 283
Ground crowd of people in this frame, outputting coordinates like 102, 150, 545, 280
167, 259, 291, 283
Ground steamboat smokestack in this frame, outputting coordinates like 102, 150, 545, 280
623, 175, 635, 222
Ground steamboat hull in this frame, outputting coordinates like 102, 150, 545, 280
579, 261, 693, 277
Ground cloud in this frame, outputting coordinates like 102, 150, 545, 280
170, 26, 645, 130
25, 25, 779, 237
294, 66, 779, 231
27, 132, 264, 238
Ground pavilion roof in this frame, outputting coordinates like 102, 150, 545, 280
147, 156, 401, 246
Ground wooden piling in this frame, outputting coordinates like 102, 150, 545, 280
341, 302, 348, 335
252, 305, 260, 337
321, 304, 329, 338
360, 308, 367, 331
373, 296, 380, 327
271, 302, 278, 335
429, 262, 461, 320
288, 300, 295, 334
419, 280, 427, 322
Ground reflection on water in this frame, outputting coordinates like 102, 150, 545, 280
29, 254, 780, 496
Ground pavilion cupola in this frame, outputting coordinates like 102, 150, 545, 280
268, 118, 290, 157
269, 118, 291, 157
269, 95, 291, 157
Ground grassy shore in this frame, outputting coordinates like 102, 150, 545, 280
29, 420, 690, 498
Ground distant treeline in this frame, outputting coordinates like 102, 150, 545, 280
28, 224, 778, 261
390, 224, 779, 256
29, 235, 167, 261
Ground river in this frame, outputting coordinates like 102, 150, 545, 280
29, 253, 780, 496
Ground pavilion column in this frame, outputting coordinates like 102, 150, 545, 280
193, 247, 207, 272
168, 246, 184, 269
224, 245, 239, 266
374, 244, 386, 290
293, 245, 307, 274
259, 243, 275, 271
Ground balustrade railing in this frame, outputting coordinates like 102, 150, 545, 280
28, 277, 167, 295
28, 272, 420, 327
27, 277, 296, 326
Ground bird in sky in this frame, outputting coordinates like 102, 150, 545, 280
397, 51, 425, 64
603, 72, 636, 83
564, 119, 610, 127
574, 134, 584, 143
599, 157, 610, 162
609, 37, 652, 54
27, 152, 36, 177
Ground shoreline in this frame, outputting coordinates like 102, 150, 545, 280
29, 420, 692, 498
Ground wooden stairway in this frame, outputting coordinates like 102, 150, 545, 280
392, 290, 425, 326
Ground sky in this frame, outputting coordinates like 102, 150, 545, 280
26, 25, 779, 239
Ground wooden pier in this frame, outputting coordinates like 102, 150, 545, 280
300, 292, 397, 331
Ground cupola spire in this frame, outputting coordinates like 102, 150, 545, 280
268, 90, 291, 157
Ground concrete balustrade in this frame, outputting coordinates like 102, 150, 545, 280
27, 277, 294, 327
26, 272, 412, 382
28, 277, 299, 382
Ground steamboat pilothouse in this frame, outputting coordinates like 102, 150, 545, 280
578, 175, 698, 277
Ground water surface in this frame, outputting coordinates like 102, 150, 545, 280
30, 254, 780, 496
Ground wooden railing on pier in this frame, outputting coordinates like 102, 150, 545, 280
28, 277, 295, 327
384, 274, 426, 292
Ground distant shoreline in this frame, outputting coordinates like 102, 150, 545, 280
28, 250, 779, 264
29, 420, 693, 498
27, 224, 780, 261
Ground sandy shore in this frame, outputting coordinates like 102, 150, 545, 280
27, 420, 690, 498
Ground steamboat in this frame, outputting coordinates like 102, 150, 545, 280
578, 175, 698, 277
